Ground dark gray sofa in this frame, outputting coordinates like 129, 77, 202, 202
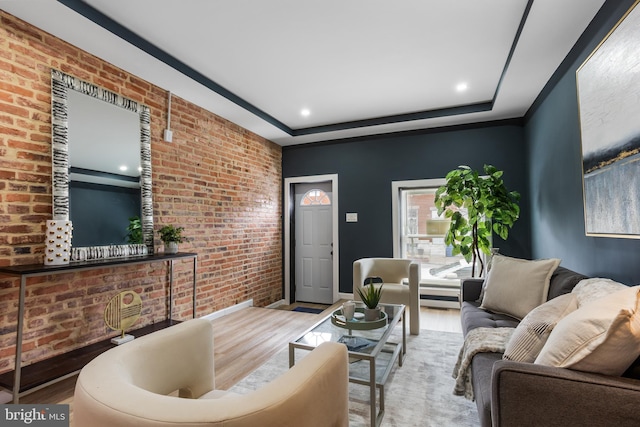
460, 266, 640, 427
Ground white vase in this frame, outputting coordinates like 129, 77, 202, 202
364, 307, 380, 321
44, 220, 72, 265
165, 242, 178, 254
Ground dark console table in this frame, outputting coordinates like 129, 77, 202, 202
0, 252, 197, 403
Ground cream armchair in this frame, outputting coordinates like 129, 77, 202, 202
353, 258, 420, 335
74, 318, 349, 427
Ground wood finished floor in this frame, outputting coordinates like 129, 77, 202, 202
7, 304, 461, 425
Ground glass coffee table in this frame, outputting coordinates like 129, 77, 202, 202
289, 303, 406, 427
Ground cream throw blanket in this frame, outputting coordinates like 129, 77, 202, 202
452, 327, 515, 401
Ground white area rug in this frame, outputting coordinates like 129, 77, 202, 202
229, 329, 479, 427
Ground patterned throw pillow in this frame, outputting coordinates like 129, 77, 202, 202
503, 293, 578, 363
572, 277, 627, 307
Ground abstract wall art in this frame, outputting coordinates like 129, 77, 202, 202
577, 0, 640, 238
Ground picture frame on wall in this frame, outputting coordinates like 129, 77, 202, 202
577, 0, 640, 238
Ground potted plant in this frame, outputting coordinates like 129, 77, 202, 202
126, 216, 143, 244
158, 225, 185, 254
434, 164, 520, 277
357, 279, 384, 321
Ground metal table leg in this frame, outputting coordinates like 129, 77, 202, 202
192, 257, 197, 318
370, 357, 376, 427
13, 275, 27, 403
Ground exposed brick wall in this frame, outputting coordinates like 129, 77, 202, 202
0, 12, 282, 373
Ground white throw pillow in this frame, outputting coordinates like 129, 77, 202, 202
480, 255, 561, 320
503, 293, 578, 363
535, 285, 640, 376
572, 277, 627, 307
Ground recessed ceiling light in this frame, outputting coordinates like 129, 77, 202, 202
300, 108, 311, 117
119, 165, 128, 171
456, 82, 468, 92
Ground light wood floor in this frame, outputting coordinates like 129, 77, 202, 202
7, 303, 461, 423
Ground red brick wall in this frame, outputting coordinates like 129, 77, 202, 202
0, 12, 282, 373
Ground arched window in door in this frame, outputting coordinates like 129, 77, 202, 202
300, 189, 331, 206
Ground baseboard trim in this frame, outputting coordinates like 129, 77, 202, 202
338, 292, 353, 301
420, 299, 461, 309
266, 299, 286, 308
200, 299, 254, 321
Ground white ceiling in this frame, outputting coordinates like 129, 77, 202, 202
2, 0, 606, 146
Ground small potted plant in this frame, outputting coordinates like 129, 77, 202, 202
126, 216, 143, 244
357, 279, 384, 321
157, 225, 184, 254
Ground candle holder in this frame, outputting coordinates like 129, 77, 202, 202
44, 220, 72, 265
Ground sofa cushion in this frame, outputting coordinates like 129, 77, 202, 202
547, 266, 589, 300
503, 293, 578, 363
572, 277, 627, 307
535, 285, 640, 376
460, 301, 520, 336
480, 255, 561, 320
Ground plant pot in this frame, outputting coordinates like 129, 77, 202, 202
164, 242, 178, 254
364, 307, 380, 321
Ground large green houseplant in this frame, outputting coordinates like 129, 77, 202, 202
434, 165, 520, 277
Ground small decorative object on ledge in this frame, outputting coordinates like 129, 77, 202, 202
71, 244, 148, 261
105, 290, 142, 345
158, 225, 185, 254
44, 219, 72, 265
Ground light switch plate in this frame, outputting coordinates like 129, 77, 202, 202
346, 213, 358, 222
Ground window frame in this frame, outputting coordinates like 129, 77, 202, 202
392, 178, 477, 288
391, 178, 446, 259
300, 188, 332, 206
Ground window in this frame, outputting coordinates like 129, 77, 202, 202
300, 189, 331, 206
392, 179, 472, 285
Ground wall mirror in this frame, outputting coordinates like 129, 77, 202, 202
51, 69, 153, 260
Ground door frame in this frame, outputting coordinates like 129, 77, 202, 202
284, 174, 339, 305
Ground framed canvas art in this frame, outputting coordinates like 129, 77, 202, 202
577, 0, 640, 238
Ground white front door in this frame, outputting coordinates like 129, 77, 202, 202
294, 182, 333, 304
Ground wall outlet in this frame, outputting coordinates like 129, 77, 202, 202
346, 213, 358, 222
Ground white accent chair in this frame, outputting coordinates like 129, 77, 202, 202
74, 318, 349, 427
353, 258, 421, 335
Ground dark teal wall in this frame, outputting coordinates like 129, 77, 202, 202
525, 0, 640, 285
283, 123, 530, 293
